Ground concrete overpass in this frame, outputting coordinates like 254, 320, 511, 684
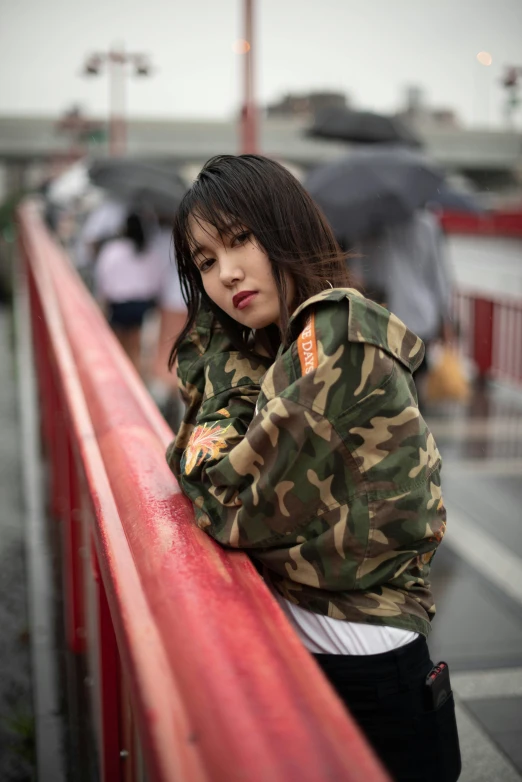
0, 113, 521, 194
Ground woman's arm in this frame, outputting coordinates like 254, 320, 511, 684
171, 361, 343, 552
167, 308, 272, 482
167, 305, 353, 554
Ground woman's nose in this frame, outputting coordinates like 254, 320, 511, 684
219, 258, 244, 286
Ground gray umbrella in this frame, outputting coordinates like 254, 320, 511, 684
88, 159, 187, 216
306, 108, 422, 147
426, 184, 484, 214
305, 146, 443, 244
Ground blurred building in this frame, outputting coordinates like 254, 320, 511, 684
55, 104, 106, 157
266, 91, 349, 119
399, 86, 462, 130
0, 110, 521, 202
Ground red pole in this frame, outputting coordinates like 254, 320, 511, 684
241, 0, 258, 153
473, 297, 494, 379
109, 48, 126, 157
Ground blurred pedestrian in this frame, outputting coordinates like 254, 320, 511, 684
165, 155, 461, 782
94, 212, 165, 373
74, 198, 126, 289
147, 215, 187, 420
349, 208, 455, 394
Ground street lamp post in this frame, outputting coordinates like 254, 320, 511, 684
502, 66, 522, 128
241, 0, 258, 154
83, 46, 152, 157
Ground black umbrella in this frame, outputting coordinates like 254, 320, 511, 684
306, 107, 421, 148
88, 160, 187, 215
426, 185, 484, 214
305, 146, 443, 244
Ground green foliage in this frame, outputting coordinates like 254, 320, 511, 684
4, 708, 36, 767
0, 190, 25, 238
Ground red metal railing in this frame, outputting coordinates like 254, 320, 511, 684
18, 201, 390, 782
454, 289, 522, 386
441, 208, 522, 238
442, 207, 522, 387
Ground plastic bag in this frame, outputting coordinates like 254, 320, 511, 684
425, 345, 470, 403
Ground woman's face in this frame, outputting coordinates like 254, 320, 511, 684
189, 215, 295, 330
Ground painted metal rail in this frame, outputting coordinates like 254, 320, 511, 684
438, 208, 522, 389
441, 208, 522, 238
455, 288, 522, 388
17, 200, 390, 782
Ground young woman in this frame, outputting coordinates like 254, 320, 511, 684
165, 155, 461, 782
95, 212, 165, 373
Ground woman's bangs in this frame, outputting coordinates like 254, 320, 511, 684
181, 185, 246, 260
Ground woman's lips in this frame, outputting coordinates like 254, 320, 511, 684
233, 291, 258, 310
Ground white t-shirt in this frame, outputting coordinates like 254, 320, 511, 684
95, 237, 168, 303
272, 590, 418, 655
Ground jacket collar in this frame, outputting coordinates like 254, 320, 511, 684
289, 287, 424, 373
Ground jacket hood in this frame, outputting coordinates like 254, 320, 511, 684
289, 287, 425, 373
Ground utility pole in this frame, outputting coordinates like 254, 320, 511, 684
82, 46, 152, 157
502, 66, 522, 128
241, 0, 258, 154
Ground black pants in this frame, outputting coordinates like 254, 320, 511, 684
314, 636, 461, 782
107, 298, 156, 329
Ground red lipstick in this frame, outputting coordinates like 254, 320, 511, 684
233, 291, 258, 310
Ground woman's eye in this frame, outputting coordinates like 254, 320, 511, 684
198, 257, 215, 273
232, 231, 251, 246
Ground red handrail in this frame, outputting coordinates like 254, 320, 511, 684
441, 209, 522, 237
454, 288, 522, 386
19, 201, 390, 782
19, 204, 204, 781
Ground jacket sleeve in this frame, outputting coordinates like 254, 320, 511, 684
166, 306, 273, 487
169, 338, 352, 551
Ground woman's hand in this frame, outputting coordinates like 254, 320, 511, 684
168, 306, 273, 482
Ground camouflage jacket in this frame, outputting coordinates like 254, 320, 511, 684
166, 288, 446, 637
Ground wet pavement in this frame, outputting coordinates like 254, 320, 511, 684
0, 305, 35, 781
426, 387, 522, 780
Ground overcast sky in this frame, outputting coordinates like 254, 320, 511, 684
1, 0, 521, 128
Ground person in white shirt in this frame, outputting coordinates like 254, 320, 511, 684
74, 199, 126, 271
95, 212, 166, 372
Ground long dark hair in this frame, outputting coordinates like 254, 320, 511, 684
169, 154, 351, 369
124, 212, 146, 253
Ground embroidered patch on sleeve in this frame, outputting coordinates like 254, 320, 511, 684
183, 422, 232, 474
297, 313, 318, 376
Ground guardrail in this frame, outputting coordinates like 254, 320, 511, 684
441, 209, 522, 238
440, 208, 522, 388
455, 288, 522, 387
17, 201, 390, 782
